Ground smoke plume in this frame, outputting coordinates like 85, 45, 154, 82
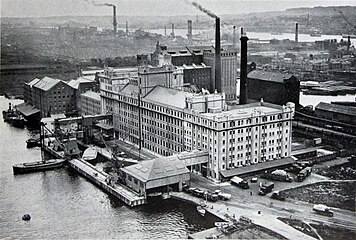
186, 1, 218, 18
84, 0, 114, 7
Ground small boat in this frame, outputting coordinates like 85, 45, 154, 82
310, 33, 321, 37
26, 135, 41, 148
2, 105, 16, 122
197, 205, 206, 216
9, 115, 25, 128
162, 193, 171, 200
82, 147, 98, 162
13, 159, 66, 174
22, 214, 31, 221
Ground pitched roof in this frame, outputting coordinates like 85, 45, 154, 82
68, 77, 94, 89
26, 77, 41, 87
34, 77, 61, 91
247, 70, 294, 83
121, 156, 189, 183
316, 102, 356, 117
144, 86, 194, 109
80, 90, 100, 101
119, 83, 139, 97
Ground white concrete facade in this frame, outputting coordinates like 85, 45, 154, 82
184, 101, 294, 180
100, 80, 294, 180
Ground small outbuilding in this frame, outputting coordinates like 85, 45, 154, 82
120, 155, 190, 197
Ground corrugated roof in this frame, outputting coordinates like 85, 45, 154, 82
26, 77, 41, 87
247, 70, 294, 83
144, 86, 194, 109
68, 77, 94, 89
34, 77, 61, 91
316, 102, 356, 117
121, 156, 189, 183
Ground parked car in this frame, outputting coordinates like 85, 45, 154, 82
270, 191, 286, 201
250, 177, 258, 183
214, 190, 231, 200
192, 188, 205, 198
313, 204, 334, 217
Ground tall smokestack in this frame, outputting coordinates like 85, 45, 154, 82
164, 26, 167, 36
172, 23, 175, 37
239, 28, 248, 105
126, 21, 129, 35
215, 17, 222, 93
113, 6, 117, 34
295, 22, 298, 43
188, 20, 192, 36
187, 20, 193, 42
233, 26, 236, 46
347, 36, 351, 52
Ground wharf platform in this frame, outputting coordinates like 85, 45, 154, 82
68, 158, 147, 207
43, 142, 65, 159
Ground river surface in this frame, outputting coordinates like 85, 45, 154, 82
0, 96, 219, 239
117, 27, 356, 45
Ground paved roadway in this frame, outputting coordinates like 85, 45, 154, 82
186, 170, 356, 239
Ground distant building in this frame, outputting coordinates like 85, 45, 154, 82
202, 50, 238, 100
68, 77, 99, 114
151, 43, 238, 100
137, 54, 149, 66
24, 77, 41, 105
247, 70, 300, 106
315, 102, 356, 125
80, 91, 101, 116
174, 64, 212, 92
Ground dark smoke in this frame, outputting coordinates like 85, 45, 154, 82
187, 1, 218, 18
84, 0, 114, 7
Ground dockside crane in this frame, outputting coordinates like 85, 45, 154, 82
334, 9, 356, 34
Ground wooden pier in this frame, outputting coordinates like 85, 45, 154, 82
68, 158, 147, 207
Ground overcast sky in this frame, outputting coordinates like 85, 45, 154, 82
1, 0, 355, 18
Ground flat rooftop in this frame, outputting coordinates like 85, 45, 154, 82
200, 103, 283, 121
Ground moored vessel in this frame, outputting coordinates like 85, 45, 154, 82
196, 205, 206, 216
26, 135, 41, 148
13, 159, 66, 174
82, 147, 98, 162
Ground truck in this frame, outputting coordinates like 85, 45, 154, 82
296, 167, 312, 182
230, 176, 249, 189
312, 204, 334, 217
262, 170, 293, 182
259, 182, 274, 195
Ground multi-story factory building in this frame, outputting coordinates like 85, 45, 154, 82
203, 50, 238, 100
184, 99, 295, 179
98, 67, 138, 115
115, 84, 189, 155
100, 77, 295, 180
32, 77, 76, 117
150, 43, 238, 100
